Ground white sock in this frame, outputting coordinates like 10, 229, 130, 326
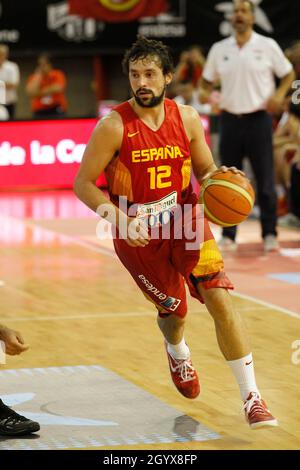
167, 338, 190, 360
227, 353, 260, 401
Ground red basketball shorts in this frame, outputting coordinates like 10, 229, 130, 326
113, 199, 233, 318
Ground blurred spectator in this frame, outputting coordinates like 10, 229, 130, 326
0, 44, 20, 119
276, 101, 300, 228
285, 41, 300, 80
274, 99, 299, 210
26, 54, 67, 119
0, 105, 9, 121
284, 161, 300, 227
174, 46, 205, 88
173, 79, 211, 114
199, 0, 295, 252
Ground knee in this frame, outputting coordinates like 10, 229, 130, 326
197, 286, 239, 324
156, 311, 186, 327
211, 305, 244, 329
212, 309, 236, 327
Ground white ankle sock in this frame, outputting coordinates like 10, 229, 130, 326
227, 353, 260, 401
167, 338, 190, 360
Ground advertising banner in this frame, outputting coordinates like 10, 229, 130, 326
0, 0, 298, 53
0, 118, 104, 189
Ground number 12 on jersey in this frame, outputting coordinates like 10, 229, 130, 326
147, 165, 172, 189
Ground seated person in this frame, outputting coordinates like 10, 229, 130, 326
174, 46, 205, 88
274, 101, 300, 227
173, 79, 212, 114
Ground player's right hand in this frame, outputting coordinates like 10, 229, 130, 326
0, 326, 30, 355
125, 217, 150, 248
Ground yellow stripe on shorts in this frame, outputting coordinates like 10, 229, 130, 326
192, 239, 224, 278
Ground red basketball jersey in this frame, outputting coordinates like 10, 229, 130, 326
105, 98, 192, 208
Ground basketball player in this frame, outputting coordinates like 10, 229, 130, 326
0, 324, 40, 435
74, 36, 277, 428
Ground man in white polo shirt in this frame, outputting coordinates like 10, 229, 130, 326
0, 44, 20, 120
199, 0, 295, 252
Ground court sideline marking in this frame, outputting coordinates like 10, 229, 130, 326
232, 292, 300, 320
1, 306, 269, 323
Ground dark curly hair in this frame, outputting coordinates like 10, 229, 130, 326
122, 35, 174, 76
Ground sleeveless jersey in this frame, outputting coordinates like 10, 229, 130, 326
105, 98, 192, 211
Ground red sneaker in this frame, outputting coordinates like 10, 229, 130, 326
165, 343, 200, 399
243, 392, 278, 428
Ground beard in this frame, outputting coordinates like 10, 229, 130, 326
232, 20, 250, 33
133, 85, 166, 108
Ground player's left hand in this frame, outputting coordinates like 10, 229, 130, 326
216, 166, 246, 177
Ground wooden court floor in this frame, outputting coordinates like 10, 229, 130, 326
0, 190, 300, 450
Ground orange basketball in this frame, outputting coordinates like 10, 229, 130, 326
200, 171, 255, 227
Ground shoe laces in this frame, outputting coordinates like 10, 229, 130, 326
243, 392, 267, 417
172, 357, 196, 382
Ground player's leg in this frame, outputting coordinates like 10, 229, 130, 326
177, 215, 278, 427
187, 236, 256, 398
157, 311, 200, 399
113, 238, 200, 398
156, 310, 185, 346
196, 285, 251, 361
197, 284, 278, 428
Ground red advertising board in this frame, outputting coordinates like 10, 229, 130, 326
0, 118, 102, 190
0, 115, 211, 190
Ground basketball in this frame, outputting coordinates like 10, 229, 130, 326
200, 171, 255, 227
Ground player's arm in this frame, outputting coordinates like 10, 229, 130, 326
74, 112, 124, 220
179, 105, 244, 183
184, 105, 217, 181
74, 112, 149, 247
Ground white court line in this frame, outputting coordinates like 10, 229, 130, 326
1, 306, 269, 323
233, 292, 300, 320
2, 311, 155, 323
3, 215, 300, 321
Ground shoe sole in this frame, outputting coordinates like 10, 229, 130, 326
177, 386, 200, 399
249, 419, 278, 429
0, 423, 40, 436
